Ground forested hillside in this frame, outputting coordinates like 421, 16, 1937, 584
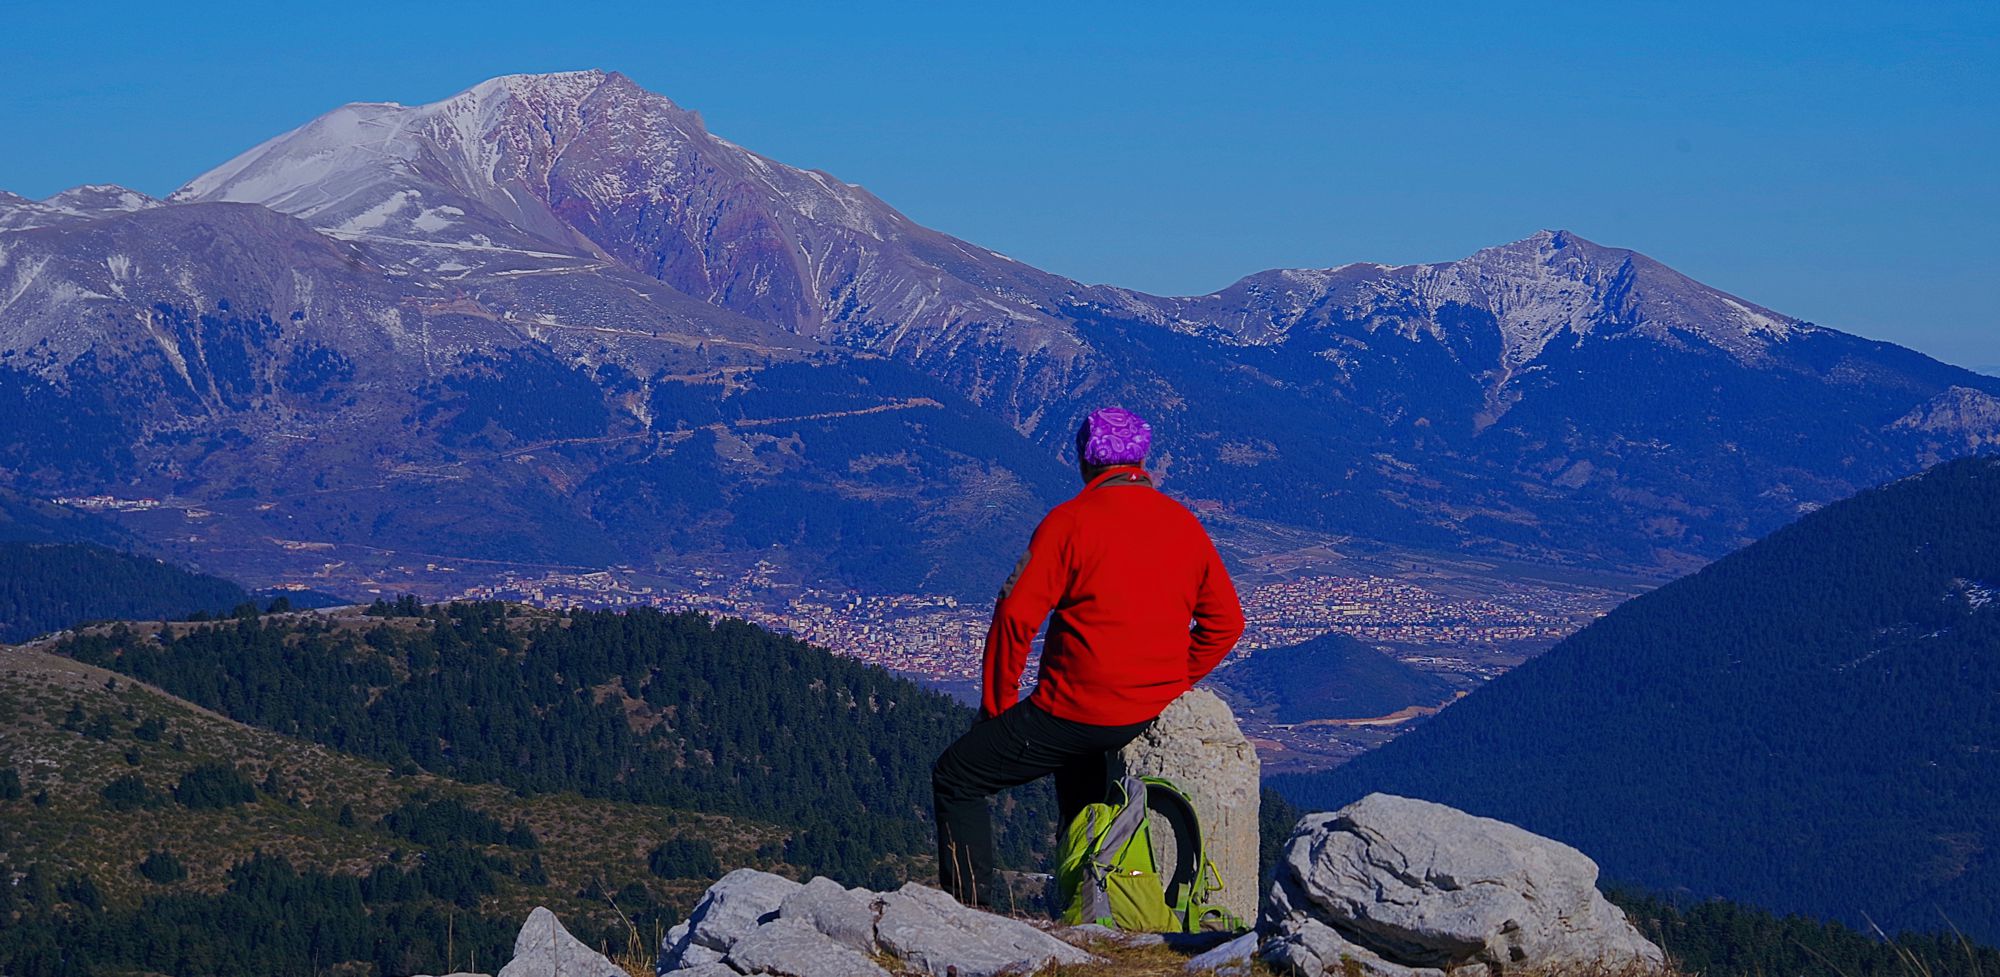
46, 602, 1054, 880
1277, 456, 2000, 940
0, 542, 250, 643
0, 637, 793, 977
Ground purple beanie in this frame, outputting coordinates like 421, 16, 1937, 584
1075, 407, 1152, 467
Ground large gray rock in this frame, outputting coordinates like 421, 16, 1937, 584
776, 876, 878, 954
725, 917, 887, 977
658, 966, 736, 977
1111, 687, 1261, 928
1185, 931, 1259, 976
1262, 918, 1444, 977
874, 882, 1098, 977
659, 868, 802, 970
1263, 794, 1666, 976
496, 907, 624, 977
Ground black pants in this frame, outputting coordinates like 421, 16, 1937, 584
931, 700, 1153, 907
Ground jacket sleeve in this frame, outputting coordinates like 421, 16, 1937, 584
1186, 538, 1245, 683
980, 509, 1075, 720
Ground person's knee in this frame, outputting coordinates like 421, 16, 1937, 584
931, 754, 975, 803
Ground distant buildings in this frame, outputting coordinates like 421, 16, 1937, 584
446, 565, 1611, 687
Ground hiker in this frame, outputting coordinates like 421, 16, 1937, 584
931, 406, 1245, 907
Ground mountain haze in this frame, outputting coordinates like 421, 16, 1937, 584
2, 70, 1996, 592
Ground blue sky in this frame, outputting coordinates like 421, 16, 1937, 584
5, 1, 1995, 367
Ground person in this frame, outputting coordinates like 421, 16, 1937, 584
931, 406, 1245, 907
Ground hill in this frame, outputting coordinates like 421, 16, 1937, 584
1208, 631, 1461, 723
1275, 456, 2000, 940
0, 638, 792, 977
0, 541, 251, 643
2, 71, 1997, 595
40, 601, 1054, 881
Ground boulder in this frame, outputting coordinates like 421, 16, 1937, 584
1262, 918, 1442, 977
1185, 931, 1259, 976
496, 907, 624, 977
660, 869, 802, 969
658, 966, 737, 977
657, 923, 726, 972
1111, 687, 1260, 927
874, 882, 1098, 977
776, 876, 878, 954
724, 917, 888, 977
1262, 794, 1666, 975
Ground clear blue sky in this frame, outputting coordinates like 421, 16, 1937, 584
5, 1, 1995, 367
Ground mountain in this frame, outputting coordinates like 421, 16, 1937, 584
1207, 631, 1460, 723
1273, 456, 2000, 940
3, 69, 1997, 595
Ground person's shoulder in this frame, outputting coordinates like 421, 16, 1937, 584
1148, 489, 1213, 530
1036, 498, 1085, 534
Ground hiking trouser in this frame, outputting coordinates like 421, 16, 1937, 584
931, 699, 1153, 907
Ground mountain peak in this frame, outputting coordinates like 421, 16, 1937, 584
43, 183, 161, 215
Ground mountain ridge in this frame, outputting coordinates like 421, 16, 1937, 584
3, 70, 1996, 595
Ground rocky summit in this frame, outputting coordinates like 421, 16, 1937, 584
3, 70, 1996, 595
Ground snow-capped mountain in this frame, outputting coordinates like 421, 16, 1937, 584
173, 70, 1100, 411
2, 70, 1994, 593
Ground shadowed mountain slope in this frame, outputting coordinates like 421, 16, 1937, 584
1275, 456, 2000, 940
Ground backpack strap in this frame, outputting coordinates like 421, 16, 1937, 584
1091, 776, 1153, 868
1139, 777, 1226, 932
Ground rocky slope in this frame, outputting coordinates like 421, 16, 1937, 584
2, 70, 1995, 593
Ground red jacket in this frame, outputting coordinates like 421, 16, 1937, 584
980, 466, 1245, 726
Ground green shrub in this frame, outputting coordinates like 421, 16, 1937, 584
173, 763, 255, 809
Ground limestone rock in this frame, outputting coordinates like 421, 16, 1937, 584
775, 875, 878, 954
1185, 931, 1259, 976
874, 882, 1098, 977
1263, 794, 1666, 975
496, 907, 624, 977
725, 916, 887, 977
1261, 918, 1443, 977
658, 966, 737, 977
1111, 687, 1260, 927
660, 868, 802, 969
657, 922, 725, 971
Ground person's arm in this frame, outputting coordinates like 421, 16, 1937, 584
1186, 538, 1244, 683
979, 510, 1075, 720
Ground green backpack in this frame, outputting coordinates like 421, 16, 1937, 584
1055, 775, 1244, 933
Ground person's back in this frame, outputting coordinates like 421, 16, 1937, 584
935, 407, 1244, 908
985, 466, 1242, 727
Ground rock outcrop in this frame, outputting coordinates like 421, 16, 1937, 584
1261, 794, 1666, 976
1111, 687, 1261, 927
658, 869, 1097, 977
495, 906, 625, 977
